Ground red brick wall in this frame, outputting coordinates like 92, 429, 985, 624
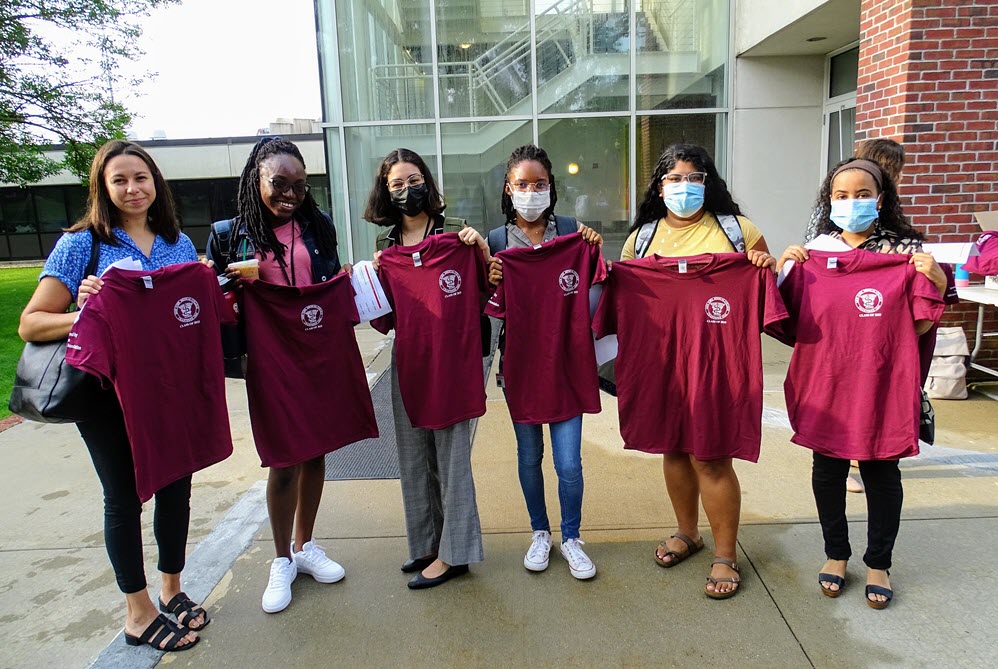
856, 0, 998, 375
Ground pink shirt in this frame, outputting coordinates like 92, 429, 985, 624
66, 262, 234, 502
779, 250, 944, 460
257, 219, 314, 286
372, 234, 488, 429
592, 254, 788, 461
485, 235, 607, 424
241, 274, 378, 468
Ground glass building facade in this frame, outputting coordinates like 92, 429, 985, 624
315, 0, 732, 261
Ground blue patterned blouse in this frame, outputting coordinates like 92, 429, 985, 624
40, 229, 198, 298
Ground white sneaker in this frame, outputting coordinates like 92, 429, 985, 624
292, 540, 345, 584
560, 538, 597, 580
262, 557, 297, 613
523, 530, 553, 572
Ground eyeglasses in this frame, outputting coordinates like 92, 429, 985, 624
509, 180, 550, 193
268, 178, 310, 196
662, 172, 707, 185
388, 174, 425, 192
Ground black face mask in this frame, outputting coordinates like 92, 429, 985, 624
390, 183, 429, 217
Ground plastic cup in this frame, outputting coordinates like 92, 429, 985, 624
228, 259, 259, 279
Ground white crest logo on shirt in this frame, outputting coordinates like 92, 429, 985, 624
559, 269, 580, 294
301, 304, 324, 329
855, 288, 884, 315
439, 270, 462, 295
173, 297, 200, 324
704, 296, 731, 322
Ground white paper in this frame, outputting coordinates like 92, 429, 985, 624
777, 235, 854, 287
594, 334, 618, 366
350, 260, 392, 322
922, 242, 979, 265
99, 257, 143, 276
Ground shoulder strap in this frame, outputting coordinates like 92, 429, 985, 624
553, 215, 579, 237
487, 226, 507, 256
442, 216, 465, 233
84, 230, 100, 278
717, 214, 746, 253
633, 221, 658, 258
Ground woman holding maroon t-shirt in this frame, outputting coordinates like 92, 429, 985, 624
621, 143, 776, 599
19, 141, 205, 652
485, 144, 605, 581
206, 137, 353, 614
777, 158, 945, 609
365, 148, 490, 589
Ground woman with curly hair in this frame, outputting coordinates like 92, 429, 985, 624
619, 143, 776, 599
776, 158, 945, 609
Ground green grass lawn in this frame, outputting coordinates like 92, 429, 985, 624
0, 268, 40, 419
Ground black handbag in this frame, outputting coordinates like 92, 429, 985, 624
8, 231, 116, 423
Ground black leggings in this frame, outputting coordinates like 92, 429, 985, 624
77, 402, 192, 594
811, 452, 903, 570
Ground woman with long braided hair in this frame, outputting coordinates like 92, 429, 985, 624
207, 136, 353, 613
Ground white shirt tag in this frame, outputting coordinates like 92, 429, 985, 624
678, 259, 688, 274
142, 276, 153, 289
533, 244, 542, 250
413, 252, 422, 267
827, 257, 838, 269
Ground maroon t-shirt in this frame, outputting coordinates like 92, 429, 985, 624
372, 233, 487, 429
592, 254, 788, 461
241, 274, 378, 468
485, 235, 607, 424
779, 250, 945, 460
66, 262, 234, 502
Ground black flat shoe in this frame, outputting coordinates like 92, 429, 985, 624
407, 564, 469, 590
401, 555, 437, 574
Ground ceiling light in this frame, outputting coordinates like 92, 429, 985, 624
459, 43, 471, 49
567, 162, 580, 175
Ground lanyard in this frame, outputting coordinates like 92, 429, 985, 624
277, 221, 297, 286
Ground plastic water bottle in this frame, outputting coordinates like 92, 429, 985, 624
955, 263, 970, 287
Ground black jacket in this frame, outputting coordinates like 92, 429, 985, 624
206, 211, 342, 282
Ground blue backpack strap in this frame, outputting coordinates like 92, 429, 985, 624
633, 221, 658, 258
553, 214, 579, 237
84, 230, 100, 278
487, 226, 507, 256
717, 214, 746, 253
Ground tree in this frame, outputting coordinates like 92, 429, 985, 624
0, 0, 178, 185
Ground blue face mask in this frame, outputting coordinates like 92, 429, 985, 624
830, 198, 879, 233
662, 182, 705, 218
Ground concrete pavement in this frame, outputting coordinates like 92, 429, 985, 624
0, 330, 996, 668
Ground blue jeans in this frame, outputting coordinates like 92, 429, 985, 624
512, 415, 584, 541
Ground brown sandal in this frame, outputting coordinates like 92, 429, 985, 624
705, 557, 741, 599
654, 532, 704, 568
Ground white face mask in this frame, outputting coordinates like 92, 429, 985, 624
510, 190, 550, 222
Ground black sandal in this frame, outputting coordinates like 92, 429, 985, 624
124, 613, 200, 652
160, 592, 210, 630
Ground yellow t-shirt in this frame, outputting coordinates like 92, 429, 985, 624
619, 213, 763, 260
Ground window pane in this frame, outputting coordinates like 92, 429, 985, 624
9, 234, 41, 259
539, 116, 630, 259
636, 114, 723, 191
827, 110, 841, 172
336, 0, 434, 122
636, 0, 728, 110
437, 2, 532, 118
322, 130, 351, 260
829, 47, 859, 98
34, 187, 70, 233
66, 187, 87, 225
441, 120, 533, 234
539, 1, 630, 114
210, 179, 239, 224
171, 181, 212, 230
345, 124, 436, 260
0, 189, 36, 234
